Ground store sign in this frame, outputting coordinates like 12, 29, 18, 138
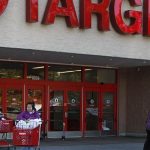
0, 0, 150, 36
0, 0, 8, 16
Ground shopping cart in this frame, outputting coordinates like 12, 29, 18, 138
13, 121, 42, 150
0, 119, 14, 149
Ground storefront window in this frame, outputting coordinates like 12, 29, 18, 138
27, 64, 44, 80
85, 68, 97, 83
85, 68, 116, 84
27, 89, 42, 117
0, 62, 23, 79
6, 89, 22, 120
48, 65, 81, 82
97, 69, 116, 84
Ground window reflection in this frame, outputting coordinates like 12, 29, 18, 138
85, 68, 116, 84
86, 91, 98, 130
0, 62, 23, 79
102, 92, 114, 134
49, 90, 63, 131
68, 91, 80, 131
48, 65, 81, 82
27, 64, 44, 80
98, 69, 116, 84
7, 89, 22, 119
28, 89, 42, 116
85, 69, 97, 83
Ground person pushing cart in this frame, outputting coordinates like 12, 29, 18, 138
13, 101, 41, 150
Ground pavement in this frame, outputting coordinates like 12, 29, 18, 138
2, 136, 145, 150
40, 136, 145, 150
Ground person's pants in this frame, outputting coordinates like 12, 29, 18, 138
143, 130, 150, 150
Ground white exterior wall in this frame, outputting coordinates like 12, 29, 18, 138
0, 0, 149, 60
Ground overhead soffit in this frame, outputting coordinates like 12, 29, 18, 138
0, 47, 150, 69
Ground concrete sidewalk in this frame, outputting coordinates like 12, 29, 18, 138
38, 137, 145, 150
5, 136, 145, 150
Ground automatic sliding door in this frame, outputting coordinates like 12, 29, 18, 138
49, 90, 64, 134
48, 88, 82, 138
27, 88, 43, 117
67, 91, 81, 131
86, 91, 98, 130
102, 92, 116, 135
84, 91, 99, 137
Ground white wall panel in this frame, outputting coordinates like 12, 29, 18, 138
0, 0, 149, 60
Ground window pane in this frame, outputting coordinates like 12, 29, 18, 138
86, 91, 98, 130
85, 68, 116, 84
97, 69, 116, 84
102, 92, 115, 135
7, 89, 22, 120
85, 69, 97, 82
48, 65, 81, 82
27, 64, 44, 80
49, 90, 64, 131
0, 62, 23, 79
27, 89, 42, 117
67, 91, 80, 131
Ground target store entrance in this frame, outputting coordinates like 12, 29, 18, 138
48, 83, 117, 138
0, 62, 117, 138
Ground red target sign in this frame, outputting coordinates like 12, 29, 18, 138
0, 0, 8, 16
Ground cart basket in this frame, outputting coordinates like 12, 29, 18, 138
0, 120, 14, 133
13, 126, 40, 146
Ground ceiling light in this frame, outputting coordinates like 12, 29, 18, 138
58, 69, 81, 74
32, 66, 44, 69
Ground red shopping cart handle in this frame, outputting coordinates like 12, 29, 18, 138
0, 140, 13, 148
0, 140, 9, 146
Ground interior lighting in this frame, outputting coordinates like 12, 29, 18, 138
32, 66, 45, 69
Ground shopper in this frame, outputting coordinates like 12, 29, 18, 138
143, 111, 150, 150
17, 101, 40, 150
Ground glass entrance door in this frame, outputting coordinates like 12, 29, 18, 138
49, 90, 64, 132
84, 87, 117, 137
101, 91, 117, 135
26, 86, 43, 118
84, 88, 100, 137
48, 85, 117, 138
48, 87, 81, 138
67, 91, 81, 131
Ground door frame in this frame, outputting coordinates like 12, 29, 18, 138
100, 84, 117, 135
0, 79, 24, 114
47, 82, 82, 138
83, 84, 117, 137
83, 86, 101, 137
25, 83, 45, 118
